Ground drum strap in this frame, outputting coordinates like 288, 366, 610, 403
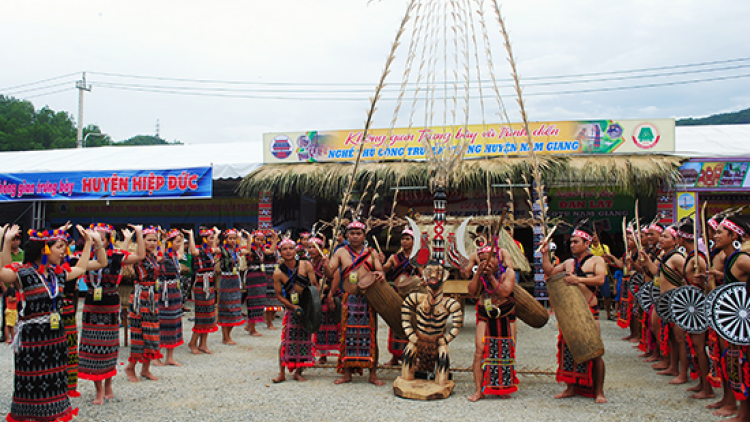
342, 247, 373, 277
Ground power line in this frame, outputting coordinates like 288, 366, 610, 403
93, 72, 750, 101
23, 87, 75, 100
0, 72, 80, 92
86, 57, 750, 87
90, 63, 750, 94
4, 81, 76, 96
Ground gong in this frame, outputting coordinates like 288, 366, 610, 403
669, 285, 708, 334
710, 283, 750, 346
649, 282, 661, 310
299, 285, 323, 334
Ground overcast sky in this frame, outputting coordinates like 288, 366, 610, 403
1, 0, 748, 146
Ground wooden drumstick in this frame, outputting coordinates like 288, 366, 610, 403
535, 225, 558, 254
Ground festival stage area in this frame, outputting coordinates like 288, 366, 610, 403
0, 304, 714, 422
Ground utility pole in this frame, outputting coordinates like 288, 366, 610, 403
76, 72, 91, 148
156, 118, 160, 138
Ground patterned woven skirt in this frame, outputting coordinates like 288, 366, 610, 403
280, 310, 316, 371
477, 306, 518, 396
722, 343, 750, 401
387, 328, 409, 359
218, 272, 245, 327
8, 319, 78, 422
193, 273, 218, 334
78, 290, 120, 381
314, 302, 341, 357
129, 286, 163, 363
62, 300, 80, 397
265, 273, 283, 312
337, 294, 376, 372
244, 270, 267, 324
159, 278, 184, 348
556, 334, 595, 397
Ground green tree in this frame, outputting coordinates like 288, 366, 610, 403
116, 135, 182, 146
0, 96, 77, 151
82, 125, 113, 147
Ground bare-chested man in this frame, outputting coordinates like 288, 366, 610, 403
541, 226, 607, 403
326, 221, 386, 386
643, 225, 687, 384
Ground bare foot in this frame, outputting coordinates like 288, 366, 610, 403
621, 336, 632, 341
222, 339, 237, 345
713, 405, 738, 417
293, 373, 307, 382
595, 393, 608, 404
652, 362, 669, 370
92, 397, 104, 405
555, 387, 576, 399
368, 375, 385, 386
629, 337, 640, 343
687, 384, 702, 392
644, 356, 660, 362
669, 376, 688, 385
708, 399, 729, 409
189, 344, 201, 354
198, 347, 213, 354
272, 374, 286, 383
638, 352, 649, 358
467, 392, 484, 402
125, 367, 140, 383
165, 359, 182, 367
267, 325, 277, 330
152, 359, 165, 367
249, 331, 262, 337
141, 371, 159, 381
690, 391, 715, 399
104, 392, 114, 400
334, 375, 352, 385
244, 325, 251, 332
657, 370, 677, 376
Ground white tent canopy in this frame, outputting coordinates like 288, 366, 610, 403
0, 141, 264, 179
675, 124, 750, 157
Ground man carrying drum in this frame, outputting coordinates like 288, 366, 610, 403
541, 225, 607, 404
326, 221, 386, 386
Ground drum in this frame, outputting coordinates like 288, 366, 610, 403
358, 273, 407, 338
513, 284, 548, 328
656, 289, 675, 323
547, 272, 604, 364
299, 285, 323, 334
395, 275, 427, 299
669, 285, 708, 334
638, 281, 654, 312
709, 283, 750, 346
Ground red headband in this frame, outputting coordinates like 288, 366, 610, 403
143, 226, 160, 235
708, 217, 720, 231
572, 230, 593, 242
347, 221, 367, 231
311, 237, 324, 246
279, 238, 296, 247
401, 229, 414, 238
649, 224, 664, 234
722, 219, 746, 238
665, 226, 678, 238
478, 245, 492, 254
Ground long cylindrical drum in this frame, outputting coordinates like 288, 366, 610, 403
513, 284, 548, 328
547, 272, 605, 364
395, 275, 427, 299
358, 273, 407, 338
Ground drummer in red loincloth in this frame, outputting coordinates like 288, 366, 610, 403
541, 225, 608, 404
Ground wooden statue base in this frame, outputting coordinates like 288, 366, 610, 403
393, 376, 454, 400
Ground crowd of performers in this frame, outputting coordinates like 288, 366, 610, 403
611, 215, 750, 422
2, 212, 750, 421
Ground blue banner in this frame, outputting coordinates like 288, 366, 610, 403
0, 167, 212, 201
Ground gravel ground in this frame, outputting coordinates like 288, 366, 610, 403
0, 304, 720, 422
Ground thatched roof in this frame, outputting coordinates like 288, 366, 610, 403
236, 154, 684, 200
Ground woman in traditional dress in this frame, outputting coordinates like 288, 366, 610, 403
263, 231, 281, 330
0, 224, 99, 422
124, 226, 164, 382
185, 227, 219, 354
153, 229, 185, 366
217, 229, 246, 345
244, 231, 273, 337
78, 223, 145, 405
272, 238, 318, 383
